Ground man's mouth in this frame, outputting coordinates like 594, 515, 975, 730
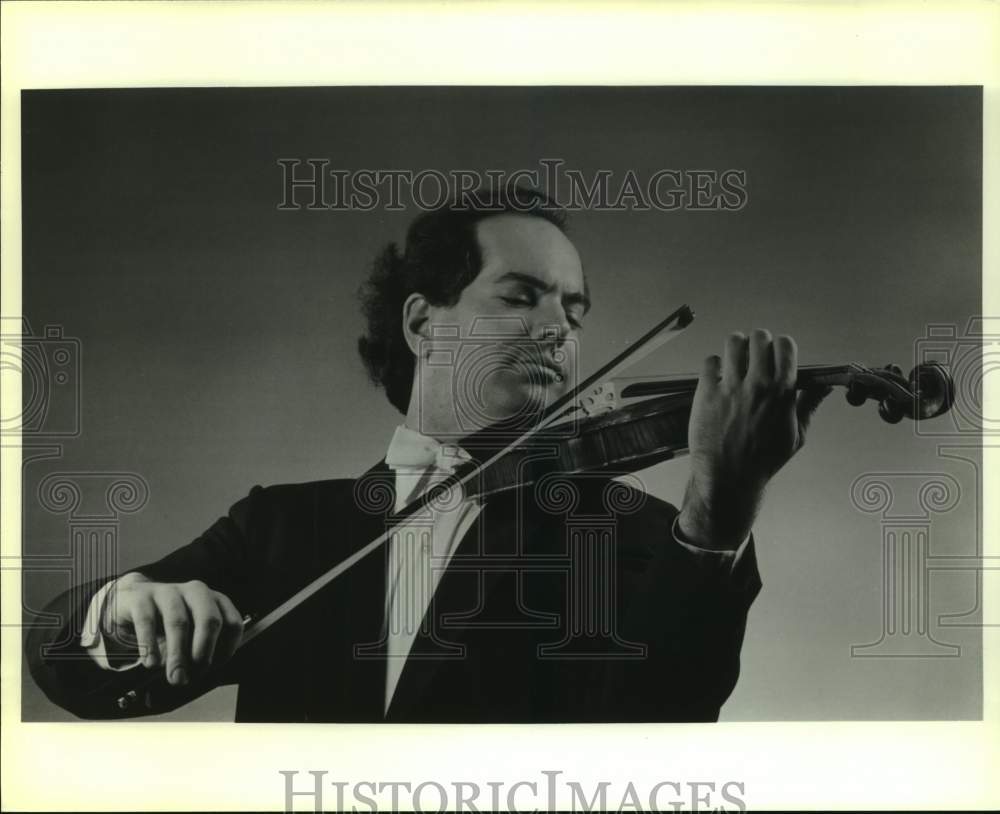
498, 347, 566, 386
521, 361, 564, 384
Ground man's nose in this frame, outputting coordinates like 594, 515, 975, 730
531, 301, 572, 343
535, 323, 570, 348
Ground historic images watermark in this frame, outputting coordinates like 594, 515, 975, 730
1, 317, 81, 439
415, 316, 583, 439
3, 317, 149, 661
849, 318, 998, 658
911, 317, 999, 439
350, 315, 651, 664
277, 159, 749, 212
17, 469, 150, 658
280, 769, 747, 812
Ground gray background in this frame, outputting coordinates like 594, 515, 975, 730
19, 86, 983, 721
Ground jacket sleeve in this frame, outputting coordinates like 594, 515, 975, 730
601, 495, 763, 722
24, 485, 265, 720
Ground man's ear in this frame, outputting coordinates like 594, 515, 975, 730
402, 292, 433, 358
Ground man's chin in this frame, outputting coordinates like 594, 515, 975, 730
476, 385, 564, 428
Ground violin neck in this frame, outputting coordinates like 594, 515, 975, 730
796, 364, 858, 388
617, 364, 857, 399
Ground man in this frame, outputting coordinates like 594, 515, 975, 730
26, 187, 825, 722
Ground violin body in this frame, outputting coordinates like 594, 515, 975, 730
461, 393, 693, 500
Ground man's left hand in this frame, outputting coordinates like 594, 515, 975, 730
678, 329, 830, 550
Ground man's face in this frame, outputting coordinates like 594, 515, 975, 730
419, 213, 588, 435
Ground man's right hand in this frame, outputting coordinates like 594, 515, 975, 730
100, 572, 245, 686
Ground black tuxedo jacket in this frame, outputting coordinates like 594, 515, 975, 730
26, 462, 761, 722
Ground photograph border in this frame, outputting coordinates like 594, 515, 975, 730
2, 1, 997, 811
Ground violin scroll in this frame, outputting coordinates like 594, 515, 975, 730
910, 361, 954, 420
844, 362, 954, 424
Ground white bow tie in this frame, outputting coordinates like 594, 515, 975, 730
384, 425, 473, 474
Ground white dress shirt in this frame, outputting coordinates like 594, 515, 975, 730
381, 425, 483, 713
82, 424, 750, 717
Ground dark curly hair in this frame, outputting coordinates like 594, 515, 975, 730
357, 186, 569, 414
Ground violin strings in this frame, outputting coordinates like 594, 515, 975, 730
612, 363, 848, 384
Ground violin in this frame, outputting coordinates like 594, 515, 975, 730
460, 362, 952, 501
115, 305, 955, 711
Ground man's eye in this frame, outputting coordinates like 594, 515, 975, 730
501, 295, 533, 307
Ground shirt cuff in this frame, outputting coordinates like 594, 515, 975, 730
80, 578, 143, 672
671, 514, 751, 571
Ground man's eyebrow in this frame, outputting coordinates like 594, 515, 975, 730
496, 271, 591, 313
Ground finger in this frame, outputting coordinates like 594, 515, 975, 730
796, 385, 833, 432
774, 334, 797, 391
699, 353, 722, 389
747, 329, 774, 388
128, 593, 160, 668
154, 588, 191, 686
212, 592, 245, 667
183, 580, 224, 670
721, 332, 748, 388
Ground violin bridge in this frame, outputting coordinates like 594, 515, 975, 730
577, 381, 619, 416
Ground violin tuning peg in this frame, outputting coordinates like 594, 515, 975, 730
845, 383, 867, 407
878, 400, 905, 424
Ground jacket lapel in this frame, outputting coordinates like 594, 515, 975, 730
385, 485, 555, 719
308, 460, 394, 721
